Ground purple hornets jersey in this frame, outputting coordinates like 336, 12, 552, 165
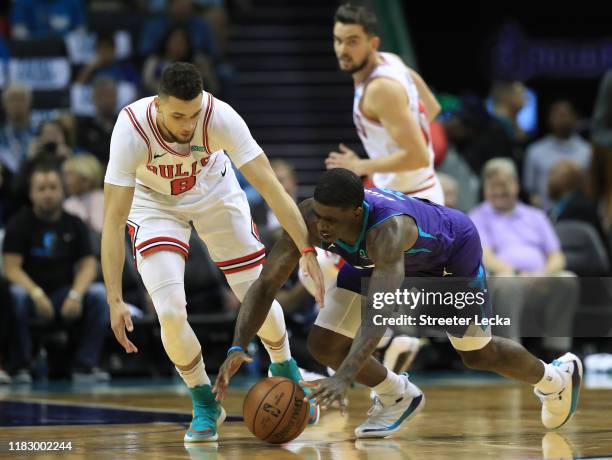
319, 188, 483, 278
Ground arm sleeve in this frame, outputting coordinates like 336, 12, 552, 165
537, 210, 561, 254
104, 109, 148, 188
2, 214, 28, 256
207, 98, 263, 168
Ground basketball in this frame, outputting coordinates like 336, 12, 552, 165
243, 377, 309, 444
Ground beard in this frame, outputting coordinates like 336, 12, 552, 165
338, 55, 370, 74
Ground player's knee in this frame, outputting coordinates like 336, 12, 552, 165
307, 326, 350, 366
152, 287, 188, 333
157, 307, 188, 333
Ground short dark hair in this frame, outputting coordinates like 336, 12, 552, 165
159, 62, 203, 100
29, 158, 62, 191
314, 168, 364, 208
334, 3, 378, 35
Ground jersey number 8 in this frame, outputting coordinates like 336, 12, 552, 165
171, 176, 196, 195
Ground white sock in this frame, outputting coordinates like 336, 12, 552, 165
372, 369, 406, 405
535, 361, 565, 394
176, 356, 211, 388
262, 331, 291, 363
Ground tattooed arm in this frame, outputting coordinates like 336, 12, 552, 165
213, 200, 317, 399
305, 215, 417, 408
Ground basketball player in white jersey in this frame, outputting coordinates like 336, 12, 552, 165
325, 3, 444, 204
101, 63, 323, 442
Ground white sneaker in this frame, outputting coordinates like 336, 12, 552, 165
355, 374, 425, 438
534, 353, 583, 430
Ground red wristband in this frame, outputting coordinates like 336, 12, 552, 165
300, 247, 317, 256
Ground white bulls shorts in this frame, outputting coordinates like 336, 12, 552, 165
126, 154, 265, 284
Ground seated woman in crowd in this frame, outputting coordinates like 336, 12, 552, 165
62, 154, 104, 234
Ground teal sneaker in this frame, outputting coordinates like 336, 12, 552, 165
269, 358, 320, 425
184, 384, 226, 442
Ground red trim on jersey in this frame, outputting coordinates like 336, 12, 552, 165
202, 93, 214, 154
140, 244, 189, 260
126, 221, 139, 269
124, 107, 152, 163
136, 236, 189, 251
146, 101, 190, 157
215, 247, 266, 267
219, 257, 266, 274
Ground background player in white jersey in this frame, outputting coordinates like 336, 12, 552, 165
325, 4, 444, 204
101, 63, 323, 442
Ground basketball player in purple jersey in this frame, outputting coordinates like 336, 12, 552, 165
214, 169, 582, 439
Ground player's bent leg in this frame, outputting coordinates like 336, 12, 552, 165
308, 325, 424, 439
452, 335, 582, 430
229, 272, 320, 425
139, 251, 224, 441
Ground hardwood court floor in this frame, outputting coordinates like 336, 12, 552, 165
0, 379, 611, 459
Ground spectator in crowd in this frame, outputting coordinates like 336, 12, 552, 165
444, 92, 521, 176
523, 100, 591, 209
27, 119, 73, 160
3, 162, 109, 382
142, 0, 230, 57
548, 159, 607, 249
138, 0, 218, 60
62, 154, 104, 234
75, 34, 139, 86
74, 77, 118, 164
12, 119, 74, 209
0, 83, 35, 175
589, 69, 612, 231
10, 0, 86, 39
437, 172, 457, 209
490, 80, 529, 144
469, 158, 578, 359
142, 26, 219, 95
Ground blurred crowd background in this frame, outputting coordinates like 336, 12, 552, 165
0, 0, 611, 384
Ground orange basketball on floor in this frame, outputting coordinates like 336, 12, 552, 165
243, 376, 309, 444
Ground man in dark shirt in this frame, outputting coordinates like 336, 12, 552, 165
75, 77, 118, 165
3, 162, 109, 382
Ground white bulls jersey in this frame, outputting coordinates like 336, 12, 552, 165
353, 52, 442, 202
105, 92, 261, 196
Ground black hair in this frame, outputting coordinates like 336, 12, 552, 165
334, 3, 378, 35
28, 158, 62, 192
314, 168, 364, 209
159, 62, 203, 100
157, 25, 194, 61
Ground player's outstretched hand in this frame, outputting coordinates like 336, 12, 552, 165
110, 301, 138, 354
299, 252, 325, 308
213, 350, 253, 401
301, 375, 349, 415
